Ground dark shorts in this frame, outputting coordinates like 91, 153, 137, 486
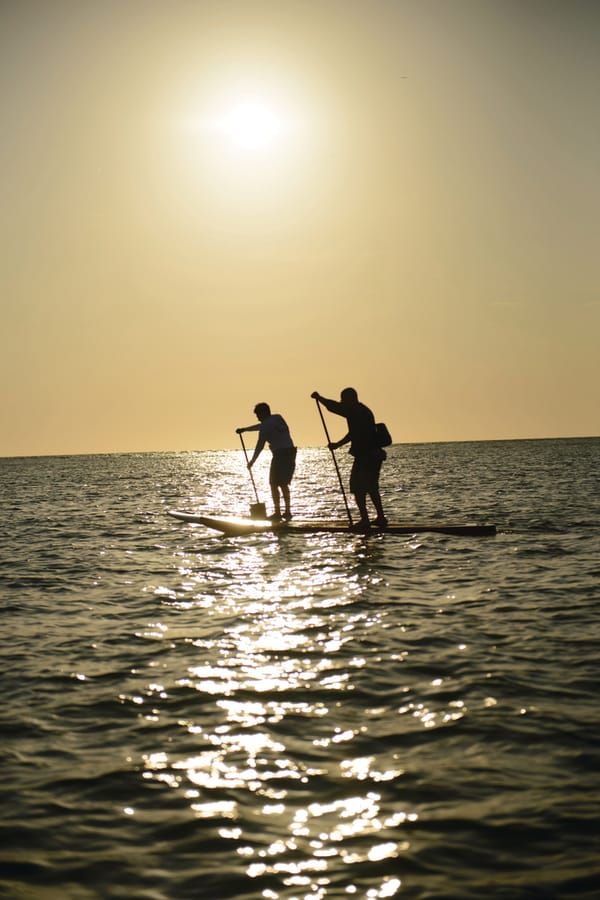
270, 447, 297, 487
350, 450, 385, 496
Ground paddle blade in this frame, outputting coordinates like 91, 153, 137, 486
250, 502, 267, 519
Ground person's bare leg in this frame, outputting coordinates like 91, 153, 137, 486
270, 483, 281, 518
370, 488, 386, 523
281, 485, 292, 519
355, 492, 369, 524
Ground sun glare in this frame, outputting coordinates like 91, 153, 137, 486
221, 101, 282, 149
185, 92, 293, 157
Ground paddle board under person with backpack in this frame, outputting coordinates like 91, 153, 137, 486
311, 387, 390, 530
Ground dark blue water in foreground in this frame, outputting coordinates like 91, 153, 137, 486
1, 439, 599, 900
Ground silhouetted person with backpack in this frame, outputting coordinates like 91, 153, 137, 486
311, 387, 388, 529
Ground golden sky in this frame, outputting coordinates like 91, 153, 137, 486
2, 0, 599, 456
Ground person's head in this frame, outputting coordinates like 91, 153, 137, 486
253, 402, 271, 421
340, 387, 358, 406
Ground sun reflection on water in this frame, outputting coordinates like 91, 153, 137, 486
136, 531, 425, 898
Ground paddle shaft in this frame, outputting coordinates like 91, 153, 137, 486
238, 432, 261, 504
314, 397, 353, 526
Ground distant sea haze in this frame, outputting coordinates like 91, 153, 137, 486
1, 438, 598, 900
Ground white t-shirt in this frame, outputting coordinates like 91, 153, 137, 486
256, 414, 294, 452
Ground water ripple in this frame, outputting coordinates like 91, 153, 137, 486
1, 441, 599, 899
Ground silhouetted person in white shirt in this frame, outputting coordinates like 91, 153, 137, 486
237, 403, 296, 521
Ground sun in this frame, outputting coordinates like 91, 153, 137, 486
220, 101, 282, 150
186, 93, 290, 155
180, 85, 309, 176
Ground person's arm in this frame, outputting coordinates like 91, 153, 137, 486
329, 433, 350, 451
310, 391, 344, 416
236, 423, 263, 466
248, 426, 267, 467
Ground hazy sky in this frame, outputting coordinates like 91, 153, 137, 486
2, 0, 599, 456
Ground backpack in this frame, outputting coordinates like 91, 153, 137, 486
376, 422, 392, 448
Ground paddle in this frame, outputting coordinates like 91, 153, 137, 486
238, 432, 267, 519
313, 396, 353, 527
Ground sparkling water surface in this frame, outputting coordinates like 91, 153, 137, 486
1, 439, 599, 900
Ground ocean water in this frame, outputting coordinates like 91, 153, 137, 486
1, 438, 599, 900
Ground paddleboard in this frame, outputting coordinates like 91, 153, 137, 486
168, 510, 497, 537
